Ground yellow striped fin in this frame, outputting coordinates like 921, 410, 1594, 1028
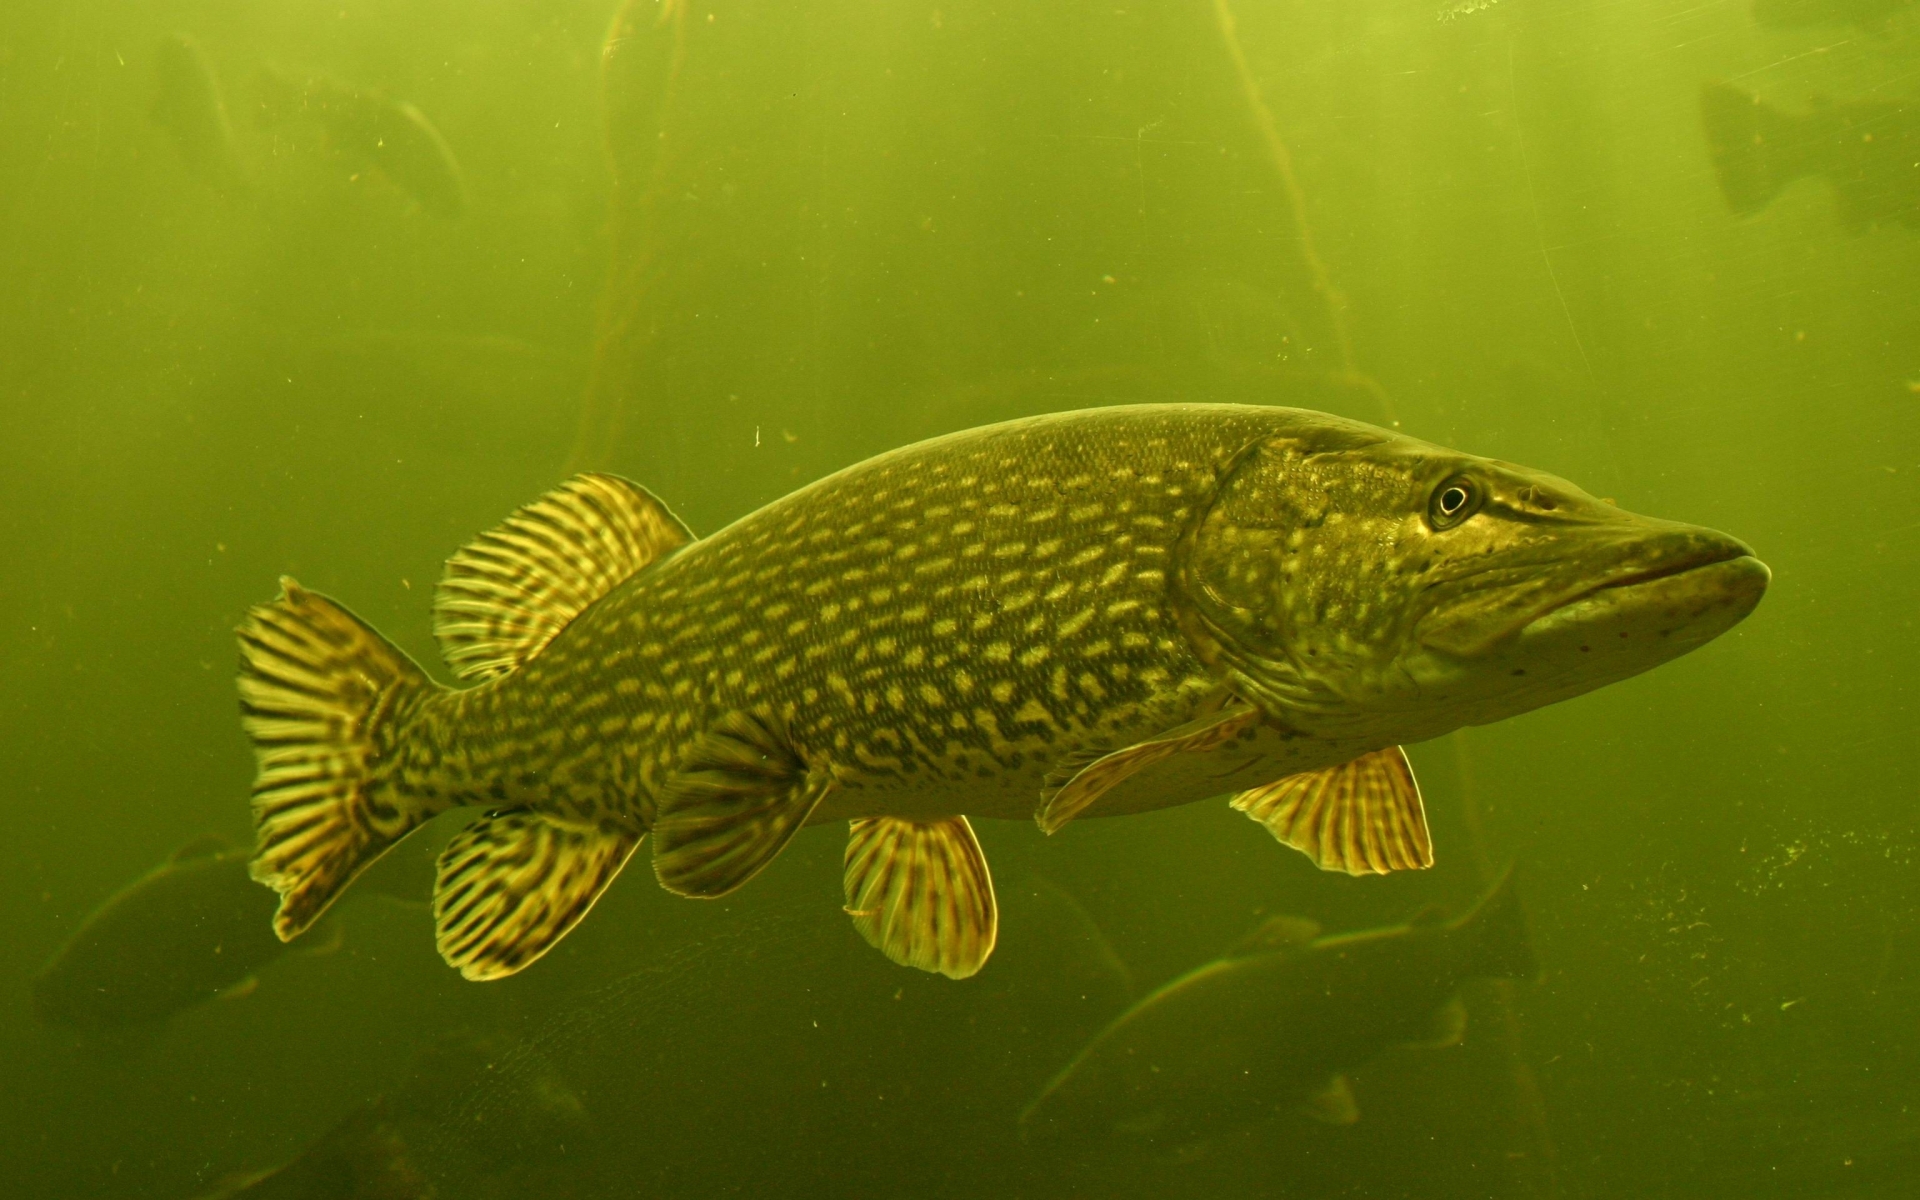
1230, 747, 1433, 876
843, 816, 997, 980
433, 812, 642, 981
238, 579, 439, 941
433, 473, 692, 682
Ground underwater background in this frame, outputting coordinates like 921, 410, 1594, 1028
3, 0, 1917, 1196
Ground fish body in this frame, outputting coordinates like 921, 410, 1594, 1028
199, 1030, 587, 1200
152, 34, 246, 194
198, 1104, 426, 1200
1020, 870, 1537, 1144
446, 405, 1321, 827
1702, 82, 1920, 230
237, 404, 1766, 982
254, 67, 465, 218
33, 837, 285, 1030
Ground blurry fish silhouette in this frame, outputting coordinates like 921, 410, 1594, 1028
32, 835, 304, 1036
253, 66, 466, 219
1702, 82, 1920, 230
199, 1030, 588, 1200
28, 830, 404, 1048
1023, 874, 1135, 1002
1020, 869, 1536, 1146
198, 1106, 427, 1200
1751, 0, 1915, 29
152, 34, 246, 195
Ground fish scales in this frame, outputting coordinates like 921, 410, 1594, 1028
427, 406, 1271, 827
236, 402, 1766, 980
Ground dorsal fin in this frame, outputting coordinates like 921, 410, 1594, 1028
433, 474, 692, 681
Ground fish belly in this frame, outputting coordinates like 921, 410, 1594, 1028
1058, 721, 1367, 819
810, 721, 1358, 824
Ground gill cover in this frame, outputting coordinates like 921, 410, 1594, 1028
1174, 423, 1407, 724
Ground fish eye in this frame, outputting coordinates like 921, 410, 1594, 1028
1428, 476, 1480, 531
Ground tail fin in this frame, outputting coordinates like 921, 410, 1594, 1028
1701, 82, 1813, 216
1450, 866, 1537, 982
237, 578, 441, 941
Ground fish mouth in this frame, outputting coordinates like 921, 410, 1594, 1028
1415, 533, 1767, 660
1517, 538, 1768, 638
1546, 541, 1753, 611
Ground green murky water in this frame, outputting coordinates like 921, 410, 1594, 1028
4, 2, 1917, 1196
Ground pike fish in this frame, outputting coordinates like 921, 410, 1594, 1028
33, 836, 288, 1032
254, 66, 466, 219
237, 404, 1767, 982
1019, 869, 1536, 1144
32, 831, 425, 1036
200, 1030, 587, 1200
1702, 82, 1920, 231
152, 34, 247, 195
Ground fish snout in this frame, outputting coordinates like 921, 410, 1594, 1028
1575, 521, 1767, 615
1512, 519, 1769, 669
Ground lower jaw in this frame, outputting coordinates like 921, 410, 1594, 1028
1377, 630, 1753, 736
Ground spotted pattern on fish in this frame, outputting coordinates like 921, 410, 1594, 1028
237, 401, 1766, 978
410, 406, 1286, 828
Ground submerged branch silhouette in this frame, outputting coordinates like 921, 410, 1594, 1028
1209, 0, 1383, 418
1453, 732, 1563, 1200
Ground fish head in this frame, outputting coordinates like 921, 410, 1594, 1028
1177, 417, 1769, 736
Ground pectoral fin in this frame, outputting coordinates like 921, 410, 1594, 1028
843, 816, 997, 979
1036, 702, 1261, 834
1412, 995, 1469, 1049
296, 919, 346, 958
1231, 747, 1433, 876
653, 710, 833, 898
433, 811, 642, 981
1303, 1075, 1359, 1125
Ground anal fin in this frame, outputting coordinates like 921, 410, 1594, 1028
1037, 701, 1261, 834
844, 816, 997, 980
433, 812, 642, 981
1231, 746, 1433, 876
652, 710, 833, 898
